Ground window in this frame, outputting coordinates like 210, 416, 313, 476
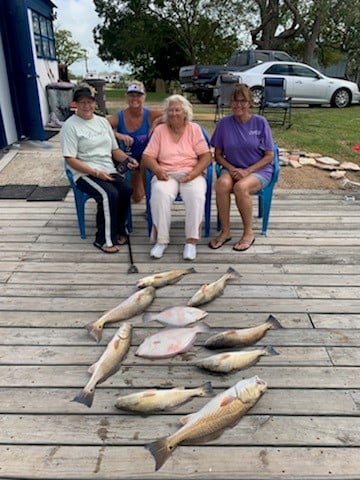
290, 65, 319, 79
31, 11, 56, 60
265, 64, 290, 75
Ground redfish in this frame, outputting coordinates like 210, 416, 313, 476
204, 314, 283, 349
115, 382, 215, 413
145, 375, 267, 471
187, 267, 241, 307
195, 345, 279, 373
86, 286, 155, 342
73, 322, 132, 408
137, 268, 196, 288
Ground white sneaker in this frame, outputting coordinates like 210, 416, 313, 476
183, 243, 196, 260
150, 243, 167, 259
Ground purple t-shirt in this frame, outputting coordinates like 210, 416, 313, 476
211, 114, 274, 181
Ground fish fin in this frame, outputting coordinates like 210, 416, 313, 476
179, 412, 195, 425
197, 322, 211, 333
220, 394, 236, 407
201, 381, 216, 397
267, 314, 283, 329
85, 321, 103, 343
145, 437, 172, 471
87, 362, 97, 375
227, 266, 241, 279
72, 388, 94, 408
265, 345, 280, 356
142, 312, 154, 323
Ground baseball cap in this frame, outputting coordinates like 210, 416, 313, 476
127, 83, 145, 95
73, 85, 96, 102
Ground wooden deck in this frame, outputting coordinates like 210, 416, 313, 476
0, 187, 360, 479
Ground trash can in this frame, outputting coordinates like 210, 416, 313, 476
84, 78, 107, 115
46, 82, 74, 121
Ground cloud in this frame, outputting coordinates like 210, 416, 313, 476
54, 0, 127, 76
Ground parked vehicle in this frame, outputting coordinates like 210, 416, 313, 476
228, 61, 360, 108
179, 50, 294, 103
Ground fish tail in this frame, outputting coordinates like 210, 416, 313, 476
145, 437, 172, 471
187, 267, 197, 274
85, 321, 103, 343
72, 388, 95, 408
267, 314, 283, 330
264, 345, 280, 356
227, 266, 241, 279
142, 312, 153, 323
201, 381, 216, 397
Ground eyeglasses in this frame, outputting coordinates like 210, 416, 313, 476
231, 99, 248, 104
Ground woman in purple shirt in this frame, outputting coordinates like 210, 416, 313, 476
209, 83, 274, 252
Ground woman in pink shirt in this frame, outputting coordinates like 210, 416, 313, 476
142, 95, 211, 260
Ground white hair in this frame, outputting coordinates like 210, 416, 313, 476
163, 94, 193, 123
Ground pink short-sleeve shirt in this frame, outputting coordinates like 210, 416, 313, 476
143, 122, 209, 173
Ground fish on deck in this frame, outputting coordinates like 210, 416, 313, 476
145, 375, 267, 471
73, 322, 132, 408
86, 286, 155, 343
136, 268, 196, 288
115, 382, 215, 413
204, 314, 283, 349
187, 266, 241, 307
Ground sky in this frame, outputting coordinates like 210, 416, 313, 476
54, 0, 128, 76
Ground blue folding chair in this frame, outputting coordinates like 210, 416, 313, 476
64, 162, 133, 239
145, 124, 213, 238
216, 144, 280, 236
259, 77, 292, 128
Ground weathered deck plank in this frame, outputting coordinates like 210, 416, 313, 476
0, 188, 359, 479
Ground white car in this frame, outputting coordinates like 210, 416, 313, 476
228, 61, 360, 108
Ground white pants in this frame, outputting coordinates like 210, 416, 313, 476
150, 172, 207, 244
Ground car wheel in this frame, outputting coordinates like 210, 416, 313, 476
196, 90, 214, 104
250, 87, 263, 107
331, 88, 351, 108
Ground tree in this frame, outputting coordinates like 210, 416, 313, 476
55, 29, 87, 67
93, 0, 241, 85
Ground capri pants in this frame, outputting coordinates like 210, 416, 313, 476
150, 171, 206, 244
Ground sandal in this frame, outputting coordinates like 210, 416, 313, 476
208, 235, 232, 250
233, 237, 255, 252
93, 242, 119, 254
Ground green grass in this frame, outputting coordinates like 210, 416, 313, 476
105, 86, 360, 163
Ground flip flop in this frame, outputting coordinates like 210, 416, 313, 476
93, 242, 119, 254
208, 236, 232, 250
233, 237, 255, 252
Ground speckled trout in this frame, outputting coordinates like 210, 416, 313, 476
86, 286, 155, 342
145, 376, 267, 471
204, 314, 283, 349
187, 267, 241, 307
137, 267, 196, 288
115, 382, 215, 413
73, 322, 132, 408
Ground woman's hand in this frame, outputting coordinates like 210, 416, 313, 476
115, 132, 133, 147
230, 168, 250, 182
154, 167, 169, 181
94, 169, 114, 181
179, 172, 193, 183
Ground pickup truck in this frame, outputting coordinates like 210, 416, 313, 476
179, 50, 294, 103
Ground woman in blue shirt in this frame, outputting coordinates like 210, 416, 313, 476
108, 81, 163, 202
